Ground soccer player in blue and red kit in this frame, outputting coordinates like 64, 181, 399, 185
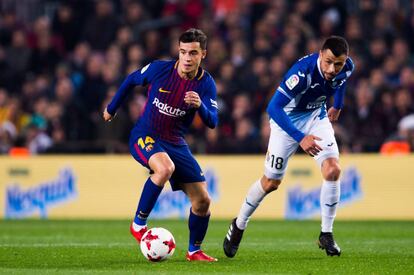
103, 29, 218, 262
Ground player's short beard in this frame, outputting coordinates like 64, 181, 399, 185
324, 72, 335, 80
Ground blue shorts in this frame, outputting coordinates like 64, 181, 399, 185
129, 131, 205, 191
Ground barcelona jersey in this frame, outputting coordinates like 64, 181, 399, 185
107, 60, 218, 145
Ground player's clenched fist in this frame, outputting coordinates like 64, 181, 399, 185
327, 107, 341, 122
103, 107, 113, 122
184, 91, 201, 108
299, 135, 322, 157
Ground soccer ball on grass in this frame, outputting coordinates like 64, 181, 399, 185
140, 227, 176, 261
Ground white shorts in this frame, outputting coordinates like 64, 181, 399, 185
264, 113, 339, 180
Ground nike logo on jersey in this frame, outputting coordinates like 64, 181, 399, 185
298, 71, 305, 77
159, 88, 172, 93
310, 83, 320, 88
327, 142, 334, 147
325, 202, 338, 207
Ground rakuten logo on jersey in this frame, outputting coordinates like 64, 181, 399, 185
152, 98, 186, 117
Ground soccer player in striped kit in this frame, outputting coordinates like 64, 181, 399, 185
103, 29, 218, 262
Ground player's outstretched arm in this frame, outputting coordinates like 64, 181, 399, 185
106, 73, 138, 117
102, 107, 114, 122
106, 62, 157, 118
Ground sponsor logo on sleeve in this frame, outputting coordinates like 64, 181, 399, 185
285, 74, 300, 90
210, 99, 218, 109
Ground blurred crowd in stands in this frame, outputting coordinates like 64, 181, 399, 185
0, 0, 414, 155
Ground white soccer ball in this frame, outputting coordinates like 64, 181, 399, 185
140, 227, 176, 261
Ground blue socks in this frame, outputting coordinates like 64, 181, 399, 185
134, 177, 163, 226
188, 209, 210, 252
134, 179, 210, 252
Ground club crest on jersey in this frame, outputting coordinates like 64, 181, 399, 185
285, 74, 299, 90
145, 144, 153, 152
152, 97, 186, 117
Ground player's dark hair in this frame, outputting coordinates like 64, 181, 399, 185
179, 28, 207, 50
322, 36, 349, 56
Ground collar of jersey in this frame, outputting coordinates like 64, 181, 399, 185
174, 60, 204, 81
316, 55, 324, 79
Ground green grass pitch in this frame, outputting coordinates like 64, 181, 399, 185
1, 220, 414, 274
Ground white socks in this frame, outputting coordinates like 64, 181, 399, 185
320, 180, 340, 233
132, 222, 146, 232
236, 179, 267, 230
235, 179, 340, 232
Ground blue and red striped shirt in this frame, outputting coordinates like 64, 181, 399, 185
107, 60, 218, 145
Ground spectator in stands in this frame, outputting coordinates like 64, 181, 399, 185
381, 114, 414, 154
82, 0, 119, 50
0, 0, 413, 154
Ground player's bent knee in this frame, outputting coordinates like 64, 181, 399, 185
154, 164, 175, 183
261, 176, 282, 193
324, 164, 341, 181
192, 195, 211, 215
